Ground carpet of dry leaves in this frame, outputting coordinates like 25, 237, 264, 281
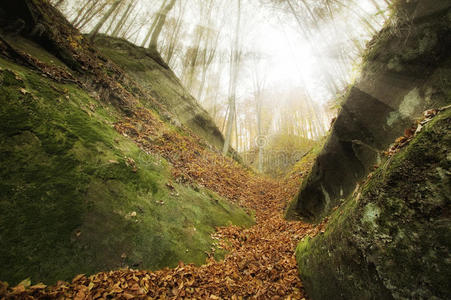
0, 108, 326, 299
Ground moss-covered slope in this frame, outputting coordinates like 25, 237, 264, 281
0, 1, 253, 286
93, 35, 225, 151
0, 55, 252, 285
296, 109, 451, 299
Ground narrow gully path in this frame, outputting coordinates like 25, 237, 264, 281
1, 108, 325, 299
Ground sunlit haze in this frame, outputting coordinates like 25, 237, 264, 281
58, 0, 388, 149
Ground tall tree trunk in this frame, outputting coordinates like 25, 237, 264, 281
197, 62, 208, 101
185, 28, 203, 91
164, 1, 186, 64
141, 0, 167, 47
120, 9, 139, 38
112, 1, 134, 37
223, 0, 241, 155
89, 0, 123, 42
72, 0, 96, 27
257, 97, 263, 173
77, 1, 109, 30
197, 32, 219, 101
104, 1, 124, 34
149, 0, 176, 50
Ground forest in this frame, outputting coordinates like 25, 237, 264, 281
0, 0, 449, 299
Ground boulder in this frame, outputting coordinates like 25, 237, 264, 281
287, 0, 451, 222
296, 108, 451, 299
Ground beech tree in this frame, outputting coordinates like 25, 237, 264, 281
141, 0, 167, 47
159, 0, 187, 65
54, 0, 386, 158
250, 54, 266, 172
111, 0, 136, 37
223, 0, 242, 155
89, 0, 124, 41
148, 0, 177, 49
74, 0, 109, 30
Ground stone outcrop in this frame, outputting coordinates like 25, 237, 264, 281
287, 0, 451, 222
93, 35, 226, 151
296, 108, 451, 300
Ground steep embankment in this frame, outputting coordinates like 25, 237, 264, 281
287, 0, 451, 222
0, 0, 252, 285
93, 35, 226, 151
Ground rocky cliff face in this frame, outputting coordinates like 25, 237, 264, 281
296, 108, 450, 300
292, 1, 451, 298
287, 0, 451, 222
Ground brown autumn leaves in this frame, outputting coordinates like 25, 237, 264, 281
0, 106, 326, 299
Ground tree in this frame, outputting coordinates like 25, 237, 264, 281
111, 0, 136, 37
74, 0, 109, 30
250, 54, 266, 172
149, 0, 177, 49
223, 0, 242, 155
141, 0, 167, 47
159, 0, 187, 65
89, 0, 124, 41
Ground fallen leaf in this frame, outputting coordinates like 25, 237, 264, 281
72, 274, 85, 283
29, 283, 47, 289
17, 278, 31, 288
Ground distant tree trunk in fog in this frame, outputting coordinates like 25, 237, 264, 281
197, 31, 219, 101
223, 0, 241, 155
184, 27, 204, 91
251, 55, 265, 172
223, 51, 235, 155
149, 0, 177, 49
76, 1, 108, 30
141, 0, 167, 47
112, 1, 135, 37
104, 1, 124, 34
164, 1, 186, 64
89, 0, 123, 42
128, 17, 148, 43
72, 0, 96, 27
120, 9, 140, 39
195, 0, 218, 101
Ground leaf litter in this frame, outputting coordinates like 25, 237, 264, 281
0, 107, 327, 299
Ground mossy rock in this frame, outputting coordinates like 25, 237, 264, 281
0, 55, 253, 286
289, 0, 451, 221
93, 35, 226, 152
296, 109, 451, 299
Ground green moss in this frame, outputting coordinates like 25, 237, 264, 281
93, 35, 226, 151
2, 36, 69, 69
296, 110, 451, 299
0, 57, 253, 285
362, 7, 451, 76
